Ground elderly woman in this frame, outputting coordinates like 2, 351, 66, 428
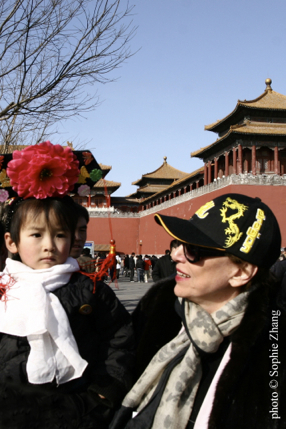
110, 193, 286, 429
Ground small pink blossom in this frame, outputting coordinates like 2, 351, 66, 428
7, 141, 80, 199
78, 185, 90, 197
0, 189, 9, 202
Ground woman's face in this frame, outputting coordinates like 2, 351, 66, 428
172, 244, 243, 313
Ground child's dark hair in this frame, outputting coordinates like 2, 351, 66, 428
6, 196, 77, 247
74, 202, 89, 224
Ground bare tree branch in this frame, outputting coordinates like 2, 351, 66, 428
0, 0, 136, 151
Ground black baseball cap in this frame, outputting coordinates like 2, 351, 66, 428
154, 193, 281, 268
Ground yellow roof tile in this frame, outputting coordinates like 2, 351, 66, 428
205, 80, 286, 131
99, 163, 112, 171
132, 157, 188, 185
93, 178, 121, 188
142, 167, 204, 202
193, 120, 286, 157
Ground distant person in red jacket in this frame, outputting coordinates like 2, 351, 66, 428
144, 255, 152, 283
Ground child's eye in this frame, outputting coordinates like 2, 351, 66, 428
57, 233, 67, 238
32, 233, 41, 237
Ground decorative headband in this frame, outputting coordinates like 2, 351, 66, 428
0, 141, 102, 201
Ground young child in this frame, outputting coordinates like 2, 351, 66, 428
0, 143, 135, 428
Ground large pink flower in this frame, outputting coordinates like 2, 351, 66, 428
7, 141, 80, 199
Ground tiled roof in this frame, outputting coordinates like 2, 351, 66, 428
111, 196, 140, 204
132, 157, 187, 185
142, 167, 204, 203
93, 178, 121, 189
238, 90, 286, 110
192, 120, 286, 158
0, 145, 28, 153
126, 184, 167, 199
137, 184, 168, 193
0, 142, 76, 153
191, 144, 213, 158
205, 81, 286, 131
99, 163, 112, 171
229, 121, 286, 135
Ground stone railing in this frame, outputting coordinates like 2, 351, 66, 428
88, 173, 286, 219
139, 173, 286, 217
88, 207, 140, 218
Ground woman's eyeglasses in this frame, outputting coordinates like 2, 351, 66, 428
183, 244, 226, 264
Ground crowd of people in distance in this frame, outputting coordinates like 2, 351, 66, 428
76, 248, 176, 285
0, 141, 285, 429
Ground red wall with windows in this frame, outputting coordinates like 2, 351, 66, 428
86, 185, 286, 255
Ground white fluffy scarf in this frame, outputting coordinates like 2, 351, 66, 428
0, 258, 88, 385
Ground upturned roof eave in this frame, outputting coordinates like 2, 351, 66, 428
204, 89, 286, 132
132, 161, 188, 185
192, 126, 286, 159
142, 167, 204, 203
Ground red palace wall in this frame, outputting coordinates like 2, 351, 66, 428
139, 185, 286, 254
86, 184, 286, 255
87, 216, 140, 255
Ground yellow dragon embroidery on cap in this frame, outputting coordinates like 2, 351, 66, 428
240, 208, 265, 254
220, 197, 248, 248
195, 200, 215, 219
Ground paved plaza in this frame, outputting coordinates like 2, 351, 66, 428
109, 275, 153, 313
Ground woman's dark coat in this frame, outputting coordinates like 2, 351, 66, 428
111, 276, 286, 429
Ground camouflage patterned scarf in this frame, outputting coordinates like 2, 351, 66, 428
122, 292, 249, 429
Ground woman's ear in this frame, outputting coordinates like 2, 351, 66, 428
4, 233, 18, 254
229, 262, 258, 288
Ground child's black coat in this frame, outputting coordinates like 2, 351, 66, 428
0, 273, 135, 428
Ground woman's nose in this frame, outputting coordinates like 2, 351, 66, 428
171, 244, 185, 263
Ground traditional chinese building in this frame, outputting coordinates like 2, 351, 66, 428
2, 80, 286, 257
128, 157, 188, 200
192, 78, 286, 183
86, 79, 286, 255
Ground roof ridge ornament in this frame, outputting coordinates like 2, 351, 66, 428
265, 78, 272, 91
163, 156, 167, 163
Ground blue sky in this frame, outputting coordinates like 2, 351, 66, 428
55, 0, 286, 196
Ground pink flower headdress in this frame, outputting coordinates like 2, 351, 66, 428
7, 141, 80, 199
0, 141, 102, 201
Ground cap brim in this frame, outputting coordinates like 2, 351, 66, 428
154, 213, 225, 251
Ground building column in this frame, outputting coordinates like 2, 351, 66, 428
252, 145, 256, 175
233, 148, 237, 174
274, 146, 279, 174
196, 181, 199, 189
208, 161, 212, 184
214, 157, 218, 180
88, 194, 91, 207
238, 144, 243, 174
204, 163, 208, 185
225, 152, 229, 177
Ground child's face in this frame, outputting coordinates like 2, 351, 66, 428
5, 210, 72, 270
